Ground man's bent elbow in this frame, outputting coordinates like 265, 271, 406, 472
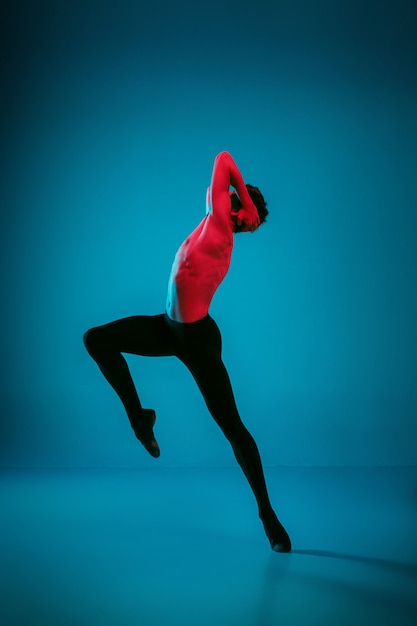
215, 151, 232, 163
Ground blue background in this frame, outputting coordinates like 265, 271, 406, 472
1, 0, 416, 468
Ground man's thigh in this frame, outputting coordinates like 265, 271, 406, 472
95, 314, 174, 357
185, 350, 242, 425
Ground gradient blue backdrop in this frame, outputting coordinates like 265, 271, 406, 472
1, 0, 416, 468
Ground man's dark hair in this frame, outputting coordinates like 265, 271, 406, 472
247, 184, 268, 224
231, 184, 269, 226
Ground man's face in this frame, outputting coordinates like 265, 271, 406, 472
229, 191, 239, 208
229, 192, 242, 232
231, 211, 243, 233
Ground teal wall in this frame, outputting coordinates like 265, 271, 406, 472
1, 0, 416, 467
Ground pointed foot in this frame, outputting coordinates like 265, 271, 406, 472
131, 409, 160, 458
261, 513, 292, 553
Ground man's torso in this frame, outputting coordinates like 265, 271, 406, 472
166, 214, 233, 323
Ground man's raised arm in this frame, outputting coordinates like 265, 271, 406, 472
210, 151, 260, 231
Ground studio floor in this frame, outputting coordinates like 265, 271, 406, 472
1, 466, 416, 626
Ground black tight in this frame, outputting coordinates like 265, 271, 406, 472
84, 313, 291, 550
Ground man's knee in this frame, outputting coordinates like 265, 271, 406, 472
83, 326, 102, 357
223, 420, 253, 447
212, 412, 247, 445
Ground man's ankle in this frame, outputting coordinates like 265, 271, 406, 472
258, 506, 276, 522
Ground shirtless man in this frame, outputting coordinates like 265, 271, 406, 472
83, 151, 291, 552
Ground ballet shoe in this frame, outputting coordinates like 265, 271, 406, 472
131, 409, 160, 458
261, 513, 292, 553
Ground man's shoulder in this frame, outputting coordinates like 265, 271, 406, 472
199, 213, 233, 251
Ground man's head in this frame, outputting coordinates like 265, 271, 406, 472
230, 185, 269, 233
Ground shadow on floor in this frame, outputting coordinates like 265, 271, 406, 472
291, 549, 417, 579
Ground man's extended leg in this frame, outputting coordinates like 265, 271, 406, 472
195, 359, 291, 551
83, 315, 174, 457
170, 315, 291, 552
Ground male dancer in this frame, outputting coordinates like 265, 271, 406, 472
83, 151, 291, 552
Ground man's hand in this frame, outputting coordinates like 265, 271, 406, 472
211, 151, 260, 231
233, 201, 260, 232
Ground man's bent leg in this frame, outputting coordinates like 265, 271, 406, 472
83, 315, 173, 457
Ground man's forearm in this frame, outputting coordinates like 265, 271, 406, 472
224, 152, 253, 207
211, 151, 259, 231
